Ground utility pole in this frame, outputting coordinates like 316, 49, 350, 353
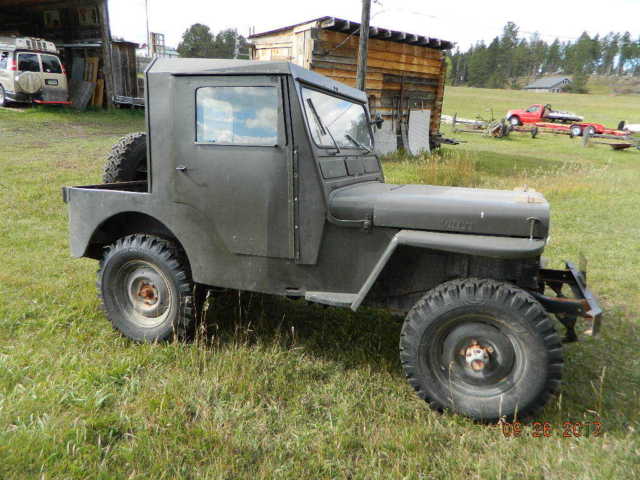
356, 0, 371, 91
145, 0, 150, 57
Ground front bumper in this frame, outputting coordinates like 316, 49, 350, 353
532, 260, 603, 339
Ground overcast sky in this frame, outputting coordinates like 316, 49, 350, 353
108, 0, 640, 51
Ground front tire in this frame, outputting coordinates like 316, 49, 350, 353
508, 116, 520, 127
98, 234, 195, 342
400, 278, 563, 422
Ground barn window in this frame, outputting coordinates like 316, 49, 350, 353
196, 86, 279, 145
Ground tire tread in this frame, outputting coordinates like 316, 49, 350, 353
399, 278, 563, 421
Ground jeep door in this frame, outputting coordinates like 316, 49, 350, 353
171, 75, 295, 260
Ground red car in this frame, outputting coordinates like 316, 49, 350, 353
506, 104, 624, 137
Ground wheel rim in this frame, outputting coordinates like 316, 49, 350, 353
427, 314, 522, 397
112, 260, 174, 328
571, 126, 581, 136
510, 117, 518, 126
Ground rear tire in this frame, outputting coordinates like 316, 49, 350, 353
400, 278, 563, 422
98, 234, 195, 342
103, 132, 148, 183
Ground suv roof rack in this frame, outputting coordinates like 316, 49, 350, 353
0, 36, 57, 53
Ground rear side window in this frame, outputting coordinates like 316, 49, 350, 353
0, 52, 8, 70
196, 86, 278, 145
18, 53, 40, 72
41, 54, 62, 74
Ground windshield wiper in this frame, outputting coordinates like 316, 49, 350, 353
345, 133, 371, 154
306, 98, 341, 154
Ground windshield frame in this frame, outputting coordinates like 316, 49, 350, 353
298, 82, 374, 152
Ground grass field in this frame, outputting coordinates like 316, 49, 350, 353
1, 88, 639, 479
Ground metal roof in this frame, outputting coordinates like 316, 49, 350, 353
523, 76, 572, 89
249, 16, 453, 50
146, 58, 368, 102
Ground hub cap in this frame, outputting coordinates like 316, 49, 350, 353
430, 317, 518, 394
113, 260, 173, 328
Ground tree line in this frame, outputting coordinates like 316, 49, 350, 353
448, 22, 640, 93
177, 24, 250, 59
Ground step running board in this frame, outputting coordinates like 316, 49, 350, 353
304, 291, 357, 308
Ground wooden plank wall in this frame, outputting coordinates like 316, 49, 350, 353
111, 43, 138, 97
251, 26, 446, 136
311, 30, 444, 135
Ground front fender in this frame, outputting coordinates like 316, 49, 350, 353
351, 229, 545, 310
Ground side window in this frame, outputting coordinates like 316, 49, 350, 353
196, 86, 278, 145
41, 54, 62, 73
17, 53, 40, 72
526, 106, 540, 113
0, 52, 8, 70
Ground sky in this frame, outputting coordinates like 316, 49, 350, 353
108, 0, 640, 51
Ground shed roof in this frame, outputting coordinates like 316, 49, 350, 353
146, 58, 368, 102
249, 16, 453, 50
523, 76, 571, 89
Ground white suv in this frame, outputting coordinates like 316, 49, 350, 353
0, 36, 70, 107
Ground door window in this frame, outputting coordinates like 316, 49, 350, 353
41, 54, 62, 74
196, 86, 278, 145
0, 52, 8, 70
17, 53, 40, 72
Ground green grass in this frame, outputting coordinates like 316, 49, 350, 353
1, 97, 640, 479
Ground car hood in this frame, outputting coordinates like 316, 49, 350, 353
329, 182, 550, 239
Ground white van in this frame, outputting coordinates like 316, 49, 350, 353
0, 36, 70, 106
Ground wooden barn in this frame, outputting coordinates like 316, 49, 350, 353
0, 0, 138, 107
249, 16, 453, 153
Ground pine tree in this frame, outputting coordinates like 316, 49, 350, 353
544, 39, 562, 74
619, 32, 633, 75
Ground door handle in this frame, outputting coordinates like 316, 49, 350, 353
176, 165, 187, 172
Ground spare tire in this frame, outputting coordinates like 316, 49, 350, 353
103, 132, 148, 183
15, 71, 43, 94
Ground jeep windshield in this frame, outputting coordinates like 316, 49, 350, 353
301, 86, 372, 151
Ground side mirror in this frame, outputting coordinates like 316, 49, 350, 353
371, 112, 384, 130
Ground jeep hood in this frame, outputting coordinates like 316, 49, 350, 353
329, 182, 549, 239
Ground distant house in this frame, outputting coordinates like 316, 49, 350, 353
523, 76, 571, 93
